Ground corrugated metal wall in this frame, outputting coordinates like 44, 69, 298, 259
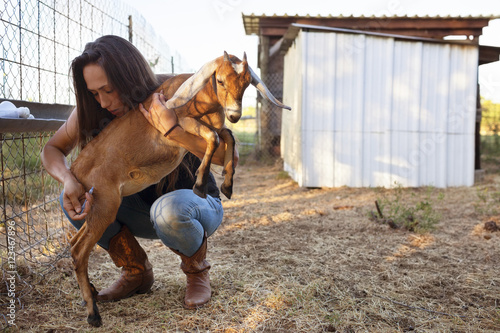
282, 31, 304, 185
282, 30, 478, 188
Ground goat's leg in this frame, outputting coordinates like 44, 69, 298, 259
71, 232, 103, 326
71, 190, 121, 327
69, 222, 87, 247
218, 127, 235, 199
69, 223, 94, 302
179, 118, 219, 198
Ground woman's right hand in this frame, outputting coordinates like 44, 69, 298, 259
139, 91, 178, 136
62, 179, 93, 220
41, 107, 94, 220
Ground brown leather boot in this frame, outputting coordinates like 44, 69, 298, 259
96, 226, 154, 302
170, 233, 211, 309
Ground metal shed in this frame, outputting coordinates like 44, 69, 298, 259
281, 24, 480, 188
243, 14, 500, 161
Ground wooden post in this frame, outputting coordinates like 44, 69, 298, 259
128, 15, 133, 43
258, 35, 271, 156
475, 83, 482, 170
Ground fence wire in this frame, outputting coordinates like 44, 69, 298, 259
0, 0, 284, 326
1, 0, 189, 105
0, 0, 190, 327
0, 130, 72, 305
254, 71, 285, 161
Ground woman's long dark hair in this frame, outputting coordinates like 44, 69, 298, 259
71, 35, 159, 149
71, 35, 192, 194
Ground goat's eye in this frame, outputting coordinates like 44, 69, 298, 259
217, 80, 224, 87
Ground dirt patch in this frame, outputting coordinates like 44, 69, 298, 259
5, 162, 500, 332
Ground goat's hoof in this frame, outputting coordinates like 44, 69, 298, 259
87, 298, 102, 327
87, 313, 102, 327
221, 184, 232, 199
193, 186, 207, 199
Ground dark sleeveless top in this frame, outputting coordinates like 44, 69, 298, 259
136, 152, 220, 205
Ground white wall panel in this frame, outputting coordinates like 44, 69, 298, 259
282, 29, 478, 188
282, 30, 304, 185
362, 36, 394, 186
363, 132, 393, 186
303, 32, 331, 187
392, 41, 423, 133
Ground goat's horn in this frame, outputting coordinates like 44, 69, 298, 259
243, 52, 247, 62
224, 51, 230, 62
166, 59, 219, 109
249, 67, 291, 110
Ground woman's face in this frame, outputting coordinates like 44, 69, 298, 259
83, 63, 129, 118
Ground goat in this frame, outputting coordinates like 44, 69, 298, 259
165, 51, 290, 199
67, 52, 290, 327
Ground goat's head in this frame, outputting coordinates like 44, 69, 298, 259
166, 52, 290, 122
212, 52, 251, 123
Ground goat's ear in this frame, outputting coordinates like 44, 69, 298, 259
166, 59, 218, 109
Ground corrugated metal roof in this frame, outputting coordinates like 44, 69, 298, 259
244, 13, 499, 18
242, 13, 500, 37
280, 24, 477, 53
244, 13, 499, 19
276, 24, 500, 65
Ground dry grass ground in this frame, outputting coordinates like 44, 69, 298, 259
6, 156, 500, 332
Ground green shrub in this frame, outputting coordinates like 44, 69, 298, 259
369, 184, 443, 233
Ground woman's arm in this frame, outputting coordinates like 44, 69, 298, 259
41, 109, 78, 183
41, 108, 93, 219
139, 92, 239, 166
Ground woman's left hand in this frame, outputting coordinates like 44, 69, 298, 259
139, 91, 178, 135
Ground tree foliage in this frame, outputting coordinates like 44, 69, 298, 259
481, 98, 500, 135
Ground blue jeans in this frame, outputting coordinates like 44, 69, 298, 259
61, 189, 223, 257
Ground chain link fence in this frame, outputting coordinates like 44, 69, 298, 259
0, 0, 283, 325
256, 72, 284, 161
1, 0, 189, 105
0, 0, 191, 326
224, 72, 285, 164
1, 127, 71, 313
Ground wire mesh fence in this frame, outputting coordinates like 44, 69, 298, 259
1, 0, 189, 105
0, 0, 284, 326
231, 71, 285, 163
0, 0, 191, 327
0, 128, 72, 317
